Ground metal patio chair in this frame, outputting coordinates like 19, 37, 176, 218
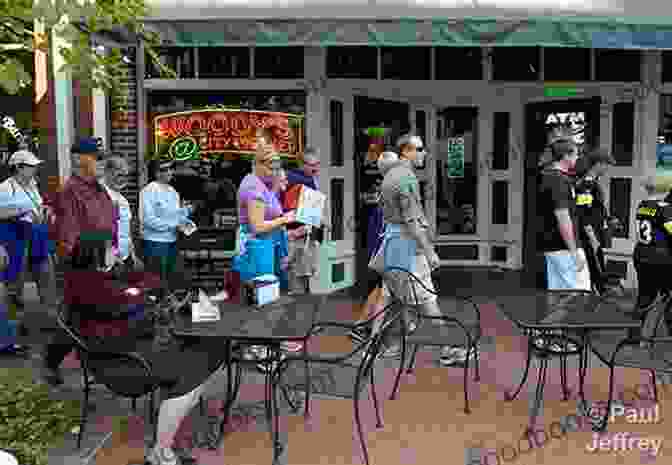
588, 301, 672, 432
270, 299, 407, 465
55, 304, 174, 449
381, 266, 482, 414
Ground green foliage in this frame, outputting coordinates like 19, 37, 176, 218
0, 0, 176, 109
0, 368, 81, 465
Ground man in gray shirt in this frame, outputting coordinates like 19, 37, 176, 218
373, 135, 475, 365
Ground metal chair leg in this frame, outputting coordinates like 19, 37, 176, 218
473, 343, 481, 382
650, 370, 659, 403
595, 364, 617, 432
504, 339, 534, 401
406, 345, 420, 374
370, 360, 383, 428
354, 365, 371, 465
463, 340, 471, 414
77, 376, 91, 449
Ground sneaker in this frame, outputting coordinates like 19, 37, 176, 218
379, 344, 402, 359
147, 446, 182, 465
282, 342, 304, 353
439, 346, 477, 366
42, 365, 64, 387
0, 344, 28, 356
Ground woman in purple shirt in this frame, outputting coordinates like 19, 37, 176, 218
234, 128, 294, 281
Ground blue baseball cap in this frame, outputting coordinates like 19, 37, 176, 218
71, 137, 104, 157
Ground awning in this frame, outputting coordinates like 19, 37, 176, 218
142, 0, 672, 48
144, 17, 672, 48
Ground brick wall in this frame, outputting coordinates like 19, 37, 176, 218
109, 49, 142, 243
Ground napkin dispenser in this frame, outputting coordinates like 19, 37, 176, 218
243, 274, 280, 307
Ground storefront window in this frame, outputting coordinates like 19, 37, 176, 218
435, 107, 478, 235
147, 92, 306, 228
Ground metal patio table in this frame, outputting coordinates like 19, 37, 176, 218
173, 294, 324, 464
496, 290, 640, 430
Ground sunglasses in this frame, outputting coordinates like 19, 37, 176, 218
260, 157, 279, 167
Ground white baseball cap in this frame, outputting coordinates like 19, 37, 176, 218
9, 150, 43, 166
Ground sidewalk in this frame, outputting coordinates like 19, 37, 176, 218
1, 273, 660, 465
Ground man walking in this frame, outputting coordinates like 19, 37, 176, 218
537, 131, 590, 292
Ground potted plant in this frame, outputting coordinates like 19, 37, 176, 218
0, 368, 80, 465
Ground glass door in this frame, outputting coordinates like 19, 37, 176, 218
433, 107, 483, 264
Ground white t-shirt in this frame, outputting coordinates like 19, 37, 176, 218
0, 177, 43, 223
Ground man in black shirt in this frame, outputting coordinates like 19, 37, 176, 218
631, 177, 672, 339
537, 135, 590, 291
574, 147, 616, 293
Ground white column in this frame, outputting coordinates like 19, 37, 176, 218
92, 88, 108, 150
639, 51, 662, 179
52, 20, 74, 180
303, 47, 327, 165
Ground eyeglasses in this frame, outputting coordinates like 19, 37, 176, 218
260, 157, 278, 167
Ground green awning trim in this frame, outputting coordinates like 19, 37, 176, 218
161, 17, 672, 48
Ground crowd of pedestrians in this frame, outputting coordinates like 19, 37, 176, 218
4, 119, 672, 465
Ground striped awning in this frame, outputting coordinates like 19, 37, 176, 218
144, 17, 672, 48
142, 0, 672, 48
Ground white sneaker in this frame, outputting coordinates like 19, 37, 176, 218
147, 446, 179, 465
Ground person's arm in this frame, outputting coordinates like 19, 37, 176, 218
398, 176, 434, 256
56, 188, 80, 258
549, 176, 578, 253
140, 187, 181, 232
0, 207, 29, 220
248, 199, 290, 234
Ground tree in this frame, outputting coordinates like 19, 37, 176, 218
0, 0, 175, 107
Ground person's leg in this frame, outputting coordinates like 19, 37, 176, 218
583, 242, 603, 294
0, 281, 21, 353
33, 256, 58, 311
151, 383, 206, 462
630, 261, 662, 340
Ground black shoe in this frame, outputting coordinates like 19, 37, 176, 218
0, 344, 29, 357
42, 365, 64, 387
347, 326, 371, 344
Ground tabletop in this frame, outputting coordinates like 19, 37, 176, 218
496, 291, 641, 330
173, 294, 326, 342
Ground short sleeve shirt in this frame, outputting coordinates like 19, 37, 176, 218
0, 177, 43, 223
537, 169, 581, 253
633, 199, 672, 265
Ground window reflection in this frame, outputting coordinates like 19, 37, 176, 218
435, 108, 478, 235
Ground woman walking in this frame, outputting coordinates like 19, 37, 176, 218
0, 150, 56, 351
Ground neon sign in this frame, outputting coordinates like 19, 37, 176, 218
153, 109, 304, 160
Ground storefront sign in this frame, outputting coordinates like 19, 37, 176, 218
153, 110, 304, 160
445, 137, 465, 178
